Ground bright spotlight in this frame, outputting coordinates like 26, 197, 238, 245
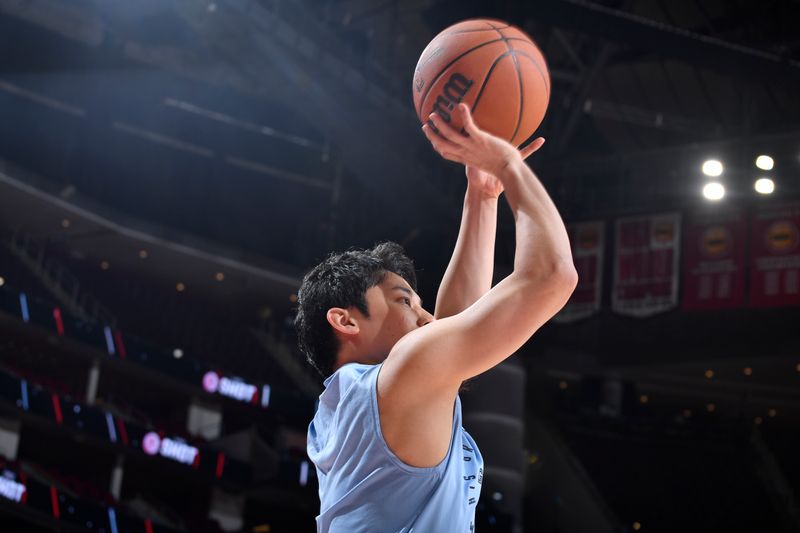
755, 155, 774, 171
703, 182, 725, 200
754, 177, 774, 194
702, 159, 723, 177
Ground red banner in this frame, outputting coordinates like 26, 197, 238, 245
749, 204, 800, 308
553, 221, 604, 324
682, 211, 746, 310
612, 213, 681, 317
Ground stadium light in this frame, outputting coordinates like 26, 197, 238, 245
754, 177, 775, 195
0, 276, 5, 287
755, 155, 774, 171
702, 183, 725, 201
702, 159, 723, 177
173, 348, 184, 359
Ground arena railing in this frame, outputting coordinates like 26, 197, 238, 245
0, 283, 314, 420
0, 459, 183, 533
0, 366, 253, 487
0, 365, 317, 509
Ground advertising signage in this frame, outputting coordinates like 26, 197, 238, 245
202, 371, 271, 408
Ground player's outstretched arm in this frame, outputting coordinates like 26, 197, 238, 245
434, 140, 545, 320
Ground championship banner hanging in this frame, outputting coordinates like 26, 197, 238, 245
612, 213, 681, 317
749, 203, 800, 308
553, 221, 604, 324
683, 211, 746, 310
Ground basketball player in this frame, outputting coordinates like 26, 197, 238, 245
296, 104, 577, 531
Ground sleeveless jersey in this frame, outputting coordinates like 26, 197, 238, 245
307, 363, 483, 532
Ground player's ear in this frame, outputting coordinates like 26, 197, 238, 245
326, 307, 360, 336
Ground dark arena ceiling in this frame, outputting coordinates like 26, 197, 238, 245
0, 0, 799, 333
1, 0, 799, 270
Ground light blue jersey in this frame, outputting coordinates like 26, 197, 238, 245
307, 363, 483, 532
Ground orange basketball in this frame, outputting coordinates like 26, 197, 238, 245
412, 19, 550, 147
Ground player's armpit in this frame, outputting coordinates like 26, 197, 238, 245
382, 266, 577, 398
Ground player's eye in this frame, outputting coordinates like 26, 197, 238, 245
402, 297, 411, 306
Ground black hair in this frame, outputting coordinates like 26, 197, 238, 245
294, 241, 417, 378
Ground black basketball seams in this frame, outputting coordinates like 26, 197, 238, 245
510, 49, 551, 100
470, 51, 514, 137
443, 23, 511, 35
509, 51, 525, 145
485, 22, 549, 95
498, 29, 526, 144
487, 24, 524, 144
416, 37, 508, 118
485, 20, 513, 44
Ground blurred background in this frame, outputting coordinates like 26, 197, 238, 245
0, 0, 799, 532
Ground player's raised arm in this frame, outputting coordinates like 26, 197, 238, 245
434, 140, 545, 320
433, 168, 500, 320
382, 103, 577, 393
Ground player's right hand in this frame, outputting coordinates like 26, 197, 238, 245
423, 103, 543, 177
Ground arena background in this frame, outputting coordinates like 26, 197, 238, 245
0, 0, 799, 532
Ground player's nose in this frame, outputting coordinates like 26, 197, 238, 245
417, 308, 434, 327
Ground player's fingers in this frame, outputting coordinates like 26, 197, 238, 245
520, 137, 546, 160
422, 124, 461, 156
428, 113, 467, 145
458, 103, 480, 137
440, 152, 464, 164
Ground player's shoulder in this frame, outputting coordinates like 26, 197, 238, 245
322, 362, 379, 404
326, 361, 373, 384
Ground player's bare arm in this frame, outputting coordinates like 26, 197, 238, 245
377, 103, 577, 468
434, 138, 546, 320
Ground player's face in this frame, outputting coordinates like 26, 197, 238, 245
358, 272, 433, 360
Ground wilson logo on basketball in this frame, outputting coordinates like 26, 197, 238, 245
429, 73, 474, 124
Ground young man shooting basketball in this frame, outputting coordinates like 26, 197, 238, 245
296, 104, 577, 531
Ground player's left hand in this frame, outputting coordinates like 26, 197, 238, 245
465, 137, 545, 199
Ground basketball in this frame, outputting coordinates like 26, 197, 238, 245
412, 19, 550, 147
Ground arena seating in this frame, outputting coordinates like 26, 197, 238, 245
0, 244, 318, 531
